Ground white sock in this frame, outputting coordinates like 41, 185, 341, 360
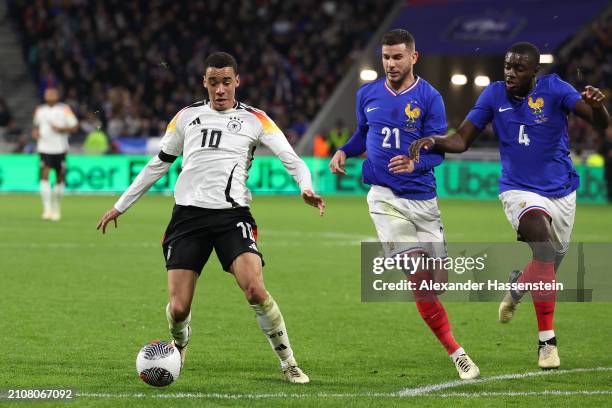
52, 182, 64, 214
251, 294, 295, 368
166, 303, 191, 347
40, 180, 52, 212
538, 330, 555, 342
450, 347, 466, 362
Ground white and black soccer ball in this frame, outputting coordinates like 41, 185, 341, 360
136, 341, 181, 387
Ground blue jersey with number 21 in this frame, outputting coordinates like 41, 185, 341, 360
340, 76, 447, 200
466, 74, 582, 198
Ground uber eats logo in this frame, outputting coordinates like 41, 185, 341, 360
62, 158, 182, 191
64, 165, 120, 189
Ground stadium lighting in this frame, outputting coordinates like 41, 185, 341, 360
474, 75, 490, 87
451, 74, 467, 86
540, 54, 554, 64
360, 69, 378, 81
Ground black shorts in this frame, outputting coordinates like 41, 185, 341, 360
39, 153, 67, 173
161, 205, 264, 274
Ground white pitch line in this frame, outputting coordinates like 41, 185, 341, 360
397, 366, 612, 396
75, 367, 612, 400
434, 390, 612, 398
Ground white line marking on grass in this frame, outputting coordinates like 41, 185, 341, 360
397, 366, 612, 396
435, 390, 612, 398
76, 367, 612, 399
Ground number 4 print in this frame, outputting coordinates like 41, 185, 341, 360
518, 125, 530, 146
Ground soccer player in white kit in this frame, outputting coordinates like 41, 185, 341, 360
32, 87, 78, 221
97, 52, 324, 384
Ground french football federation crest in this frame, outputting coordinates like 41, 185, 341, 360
404, 103, 421, 124
227, 116, 243, 133
528, 96, 548, 123
528, 96, 544, 114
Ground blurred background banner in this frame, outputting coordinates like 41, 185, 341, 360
0, 154, 605, 202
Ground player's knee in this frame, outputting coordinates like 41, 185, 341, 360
169, 299, 190, 322
244, 282, 267, 304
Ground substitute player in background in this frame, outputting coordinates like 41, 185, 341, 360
329, 29, 480, 380
97, 52, 324, 383
32, 87, 78, 221
408, 42, 609, 369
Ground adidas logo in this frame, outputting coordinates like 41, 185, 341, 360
188, 117, 201, 126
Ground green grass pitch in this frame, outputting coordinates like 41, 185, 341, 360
1, 194, 611, 407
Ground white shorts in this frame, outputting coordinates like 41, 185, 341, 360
367, 185, 447, 258
499, 190, 576, 254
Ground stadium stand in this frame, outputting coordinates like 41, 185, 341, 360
7, 0, 394, 145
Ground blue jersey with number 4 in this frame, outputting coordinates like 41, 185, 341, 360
340, 77, 446, 200
466, 74, 582, 198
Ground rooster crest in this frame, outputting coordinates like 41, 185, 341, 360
405, 103, 421, 123
528, 96, 544, 114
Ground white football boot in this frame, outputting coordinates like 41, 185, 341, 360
454, 354, 480, 380
538, 340, 560, 370
171, 326, 191, 369
282, 358, 310, 384
499, 270, 524, 323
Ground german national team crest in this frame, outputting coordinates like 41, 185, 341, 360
528, 96, 547, 123
227, 116, 243, 133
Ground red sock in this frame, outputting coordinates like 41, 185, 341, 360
410, 270, 461, 355
415, 300, 460, 355
518, 260, 556, 332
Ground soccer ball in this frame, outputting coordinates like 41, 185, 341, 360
136, 341, 181, 387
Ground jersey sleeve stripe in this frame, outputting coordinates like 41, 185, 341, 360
244, 107, 280, 134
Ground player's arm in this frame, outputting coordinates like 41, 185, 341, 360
52, 105, 79, 134
407, 120, 481, 163
97, 112, 185, 233
329, 89, 367, 175
572, 85, 609, 129
260, 118, 325, 216
408, 86, 494, 162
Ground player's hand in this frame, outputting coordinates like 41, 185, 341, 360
96, 207, 123, 233
409, 136, 435, 163
329, 150, 347, 175
301, 190, 325, 216
388, 155, 415, 174
51, 124, 63, 133
581, 85, 606, 107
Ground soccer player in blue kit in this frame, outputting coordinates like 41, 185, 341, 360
407, 42, 609, 369
330, 29, 480, 380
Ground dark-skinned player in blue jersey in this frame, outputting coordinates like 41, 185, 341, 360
329, 29, 480, 380
405, 42, 609, 370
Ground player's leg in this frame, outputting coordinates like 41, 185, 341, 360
411, 198, 479, 379
516, 210, 560, 369
498, 191, 553, 323
214, 213, 308, 384
162, 210, 214, 367
367, 187, 478, 379
50, 154, 66, 221
499, 190, 561, 368
228, 252, 309, 383
39, 155, 52, 219
167, 268, 198, 364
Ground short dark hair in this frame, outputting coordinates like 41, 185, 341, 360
382, 29, 415, 49
506, 42, 540, 66
204, 52, 238, 75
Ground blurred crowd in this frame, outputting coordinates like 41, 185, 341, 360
6, 0, 393, 146
554, 12, 612, 158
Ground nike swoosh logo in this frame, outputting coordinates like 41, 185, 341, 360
498, 107, 512, 112
366, 107, 380, 112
